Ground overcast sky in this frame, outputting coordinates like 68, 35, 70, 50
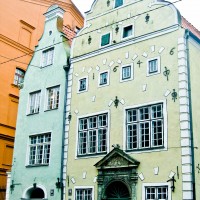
72, 0, 200, 30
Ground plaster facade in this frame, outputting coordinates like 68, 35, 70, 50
65, 0, 200, 200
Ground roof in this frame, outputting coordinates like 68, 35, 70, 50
63, 25, 77, 46
182, 16, 200, 39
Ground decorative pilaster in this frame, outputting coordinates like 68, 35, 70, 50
178, 37, 193, 199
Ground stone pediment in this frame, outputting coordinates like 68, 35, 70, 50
94, 146, 139, 169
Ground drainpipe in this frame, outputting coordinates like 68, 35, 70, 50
60, 55, 70, 200
185, 29, 196, 200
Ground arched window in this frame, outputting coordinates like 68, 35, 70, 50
105, 181, 130, 199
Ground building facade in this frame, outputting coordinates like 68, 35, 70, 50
0, 0, 83, 198
65, 0, 200, 200
7, 5, 73, 200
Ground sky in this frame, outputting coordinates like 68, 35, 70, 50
72, 0, 200, 31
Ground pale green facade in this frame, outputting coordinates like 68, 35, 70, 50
8, 5, 70, 200
66, 0, 200, 200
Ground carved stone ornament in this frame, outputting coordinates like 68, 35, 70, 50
94, 147, 140, 200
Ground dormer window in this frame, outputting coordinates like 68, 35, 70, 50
42, 47, 54, 67
115, 0, 123, 8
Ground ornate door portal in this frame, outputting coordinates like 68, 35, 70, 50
94, 146, 140, 200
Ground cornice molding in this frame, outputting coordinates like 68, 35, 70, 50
0, 34, 33, 54
71, 24, 179, 63
0, 123, 16, 131
0, 133, 15, 141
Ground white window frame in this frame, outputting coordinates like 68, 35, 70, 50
98, 70, 110, 87
41, 47, 54, 67
142, 183, 171, 200
120, 63, 134, 82
28, 90, 41, 115
122, 24, 134, 40
146, 56, 161, 76
114, 0, 124, 8
123, 100, 167, 153
75, 110, 110, 159
27, 132, 52, 166
74, 186, 94, 200
77, 76, 88, 93
100, 32, 112, 48
46, 86, 60, 110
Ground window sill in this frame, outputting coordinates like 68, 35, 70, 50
41, 64, 53, 68
77, 152, 107, 158
27, 112, 40, 116
11, 83, 19, 88
126, 146, 165, 153
44, 107, 58, 112
26, 164, 49, 168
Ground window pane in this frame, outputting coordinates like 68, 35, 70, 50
115, 0, 123, 8
127, 109, 137, 122
139, 107, 149, 120
47, 86, 60, 110
123, 25, 133, 38
42, 48, 54, 67
78, 114, 108, 156
146, 187, 156, 200
122, 66, 131, 79
79, 78, 86, 91
29, 133, 51, 165
149, 59, 158, 73
140, 122, 150, 148
100, 72, 108, 85
127, 124, 137, 150
14, 68, 25, 85
101, 33, 110, 46
152, 120, 163, 147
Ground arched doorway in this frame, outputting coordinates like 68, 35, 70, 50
105, 181, 131, 200
30, 188, 45, 198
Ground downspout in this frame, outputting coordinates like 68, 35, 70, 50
60, 56, 70, 200
185, 29, 196, 200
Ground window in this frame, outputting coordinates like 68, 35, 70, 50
99, 71, 109, 86
115, 0, 123, 8
79, 78, 87, 92
147, 57, 161, 76
78, 113, 108, 156
101, 33, 110, 47
42, 48, 54, 67
29, 91, 41, 114
145, 186, 168, 200
14, 68, 25, 85
46, 86, 60, 110
75, 188, 93, 200
121, 64, 133, 82
126, 103, 164, 151
28, 133, 51, 165
123, 25, 133, 38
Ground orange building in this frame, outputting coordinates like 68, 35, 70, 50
0, 0, 83, 198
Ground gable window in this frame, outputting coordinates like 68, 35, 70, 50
126, 103, 164, 151
123, 25, 133, 38
14, 68, 25, 85
42, 48, 54, 67
46, 86, 60, 110
101, 33, 110, 47
29, 91, 41, 114
115, 0, 123, 8
147, 57, 161, 76
78, 113, 108, 156
28, 133, 51, 166
79, 78, 88, 92
75, 188, 93, 200
121, 64, 133, 82
99, 71, 109, 86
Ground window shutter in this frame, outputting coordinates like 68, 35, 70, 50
101, 34, 110, 46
